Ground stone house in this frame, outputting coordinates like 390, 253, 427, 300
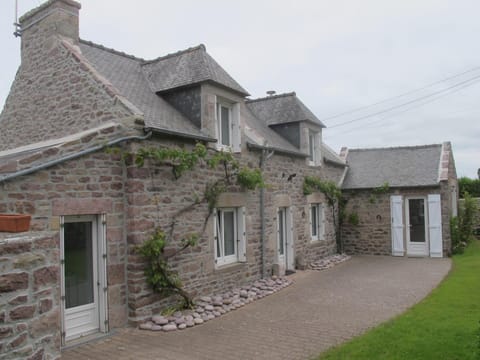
340, 143, 458, 258
0, 0, 347, 357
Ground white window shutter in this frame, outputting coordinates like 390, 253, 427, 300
232, 103, 241, 153
390, 195, 404, 256
237, 207, 246, 262
428, 194, 443, 258
214, 96, 219, 141
213, 208, 220, 265
320, 204, 326, 240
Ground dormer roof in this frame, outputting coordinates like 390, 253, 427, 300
246, 92, 326, 127
141, 44, 249, 96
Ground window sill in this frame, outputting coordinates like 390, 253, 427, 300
214, 261, 247, 274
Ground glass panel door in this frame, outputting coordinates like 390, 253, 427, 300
408, 199, 426, 243
64, 221, 94, 308
62, 215, 100, 342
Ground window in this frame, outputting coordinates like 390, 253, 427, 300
308, 130, 319, 165
310, 203, 325, 241
215, 96, 241, 152
214, 207, 246, 266
217, 102, 232, 147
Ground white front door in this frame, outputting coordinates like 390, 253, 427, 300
406, 198, 429, 256
61, 215, 107, 343
277, 207, 294, 273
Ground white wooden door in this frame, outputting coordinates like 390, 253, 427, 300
286, 207, 295, 271
277, 208, 287, 269
61, 215, 107, 343
406, 198, 429, 256
390, 195, 404, 256
277, 207, 295, 272
428, 194, 443, 258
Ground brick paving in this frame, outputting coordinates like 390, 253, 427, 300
62, 256, 451, 360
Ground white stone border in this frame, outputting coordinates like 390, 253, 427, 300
139, 276, 292, 332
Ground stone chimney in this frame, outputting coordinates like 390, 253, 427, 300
18, 0, 81, 62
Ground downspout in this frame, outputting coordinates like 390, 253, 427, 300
0, 132, 153, 184
260, 149, 266, 278
259, 148, 274, 279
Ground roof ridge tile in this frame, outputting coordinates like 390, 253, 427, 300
348, 144, 442, 152
246, 91, 296, 103
79, 39, 144, 61
141, 44, 206, 65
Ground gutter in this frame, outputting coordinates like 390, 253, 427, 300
0, 132, 153, 184
144, 127, 216, 143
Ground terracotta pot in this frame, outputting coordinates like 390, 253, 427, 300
0, 214, 31, 233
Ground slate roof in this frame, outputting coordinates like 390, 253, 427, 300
342, 144, 443, 189
243, 105, 305, 156
246, 92, 326, 127
142, 45, 249, 96
79, 40, 212, 140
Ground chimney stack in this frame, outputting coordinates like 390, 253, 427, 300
18, 0, 81, 61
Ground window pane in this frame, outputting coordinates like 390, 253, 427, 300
223, 211, 235, 256
311, 205, 317, 236
309, 133, 315, 161
278, 210, 285, 255
409, 199, 426, 243
221, 106, 230, 146
64, 221, 94, 309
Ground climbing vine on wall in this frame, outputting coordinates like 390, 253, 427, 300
131, 143, 265, 308
303, 176, 345, 252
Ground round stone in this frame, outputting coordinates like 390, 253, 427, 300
152, 316, 169, 325
186, 320, 195, 327
205, 305, 214, 311
151, 325, 163, 331
162, 324, 177, 332
139, 322, 153, 330
178, 323, 187, 330
194, 318, 204, 325
185, 315, 194, 322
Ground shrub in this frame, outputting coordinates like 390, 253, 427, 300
459, 177, 480, 198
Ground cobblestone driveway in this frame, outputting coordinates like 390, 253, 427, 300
62, 256, 450, 360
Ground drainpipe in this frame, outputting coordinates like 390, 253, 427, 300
260, 149, 266, 278
259, 148, 274, 279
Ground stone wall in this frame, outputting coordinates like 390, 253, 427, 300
0, 1, 134, 151
124, 137, 343, 322
342, 186, 453, 257
0, 150, 129, 329
341, 191, 392, 255
0, 232, 60, 360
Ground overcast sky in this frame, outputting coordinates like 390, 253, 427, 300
1, 0, 479, 177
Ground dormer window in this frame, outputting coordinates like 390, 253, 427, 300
215, 96, 241, 152
308, 130, 319, 166
217, 102, 232, 147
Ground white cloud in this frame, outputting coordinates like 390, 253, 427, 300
0, 0, 478, 177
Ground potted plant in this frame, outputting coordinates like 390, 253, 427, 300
0, 214, 31, 233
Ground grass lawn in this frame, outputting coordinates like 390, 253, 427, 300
319, 240, 480, 360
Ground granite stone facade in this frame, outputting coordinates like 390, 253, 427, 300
0, 232, 61, 360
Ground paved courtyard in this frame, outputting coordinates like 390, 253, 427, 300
62, 256, 451, 360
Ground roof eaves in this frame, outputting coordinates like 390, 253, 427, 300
145, 127, 216, 143
246, 141, 307, 158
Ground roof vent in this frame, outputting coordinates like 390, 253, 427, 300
266, 90, 276, 96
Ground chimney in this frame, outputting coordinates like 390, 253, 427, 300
18, 0, 81, 61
